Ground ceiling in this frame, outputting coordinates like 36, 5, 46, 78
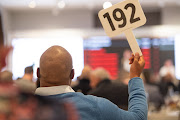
0, 0, 180, 11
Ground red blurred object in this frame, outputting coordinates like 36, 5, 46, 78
142, 48, 151, 69
84, 48, 118, 79
0, 46, 13, 71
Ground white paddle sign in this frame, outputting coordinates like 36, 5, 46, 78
98, 0, 146, 56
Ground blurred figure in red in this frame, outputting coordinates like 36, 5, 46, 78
0, 46, 12, 71
0, 86, 79, 120
0, 46, 78, 120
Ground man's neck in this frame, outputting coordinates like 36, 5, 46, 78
40, 79, 70, 87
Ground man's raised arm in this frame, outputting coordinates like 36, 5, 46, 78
128, 52, 147, 120
98, 52, 148, 120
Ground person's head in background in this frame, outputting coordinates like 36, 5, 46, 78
37, 45, 74, 87
121, 49, 131, 72
90, 67, 110, 88
160, 59, 176, 84
164, 59, 173, 67
72, 65, 92, 94
23, 65, 34, 81
78, 65, 92, 80
115, 70, 130, 85
0, 70, 13, 83
123, 49, 131, 59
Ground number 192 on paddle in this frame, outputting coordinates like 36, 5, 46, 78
98, 0, 146, 56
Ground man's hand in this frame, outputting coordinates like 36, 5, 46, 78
129, 53, 145, 79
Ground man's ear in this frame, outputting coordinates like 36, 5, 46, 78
70, 69, 74, 79
37, 68, 40, 78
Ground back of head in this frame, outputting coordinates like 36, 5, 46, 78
91, 68, 110, 80
115, 70, 129, 84
0, 70, 13, 82
79, 65, 92, 80
90, 67, 110, 88
40, 45, 73, 86
25, 65, 34, 74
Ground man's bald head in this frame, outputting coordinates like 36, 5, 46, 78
39, 45, 74, 87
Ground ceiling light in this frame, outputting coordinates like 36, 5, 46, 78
58, 0, 66, 9
29, 0, 36, 8
103, 1, 112, 9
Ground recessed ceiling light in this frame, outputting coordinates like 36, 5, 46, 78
29, 0, 36, 8
58, 0, 66, 9
103, 1, 112, 9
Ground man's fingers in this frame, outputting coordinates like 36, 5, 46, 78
134, 52, 140, 62
139, 55, 144, 62
129, 54, 134, 64
129, 58, 134, 64
138, 56, 145, 68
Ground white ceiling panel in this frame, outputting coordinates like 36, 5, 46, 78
0, 0, 179, 10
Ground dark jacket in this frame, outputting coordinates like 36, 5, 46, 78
73, 78, 92, 95
89, 79, 129, 110
159, 81, 178, 97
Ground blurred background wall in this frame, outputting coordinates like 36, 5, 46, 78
0, 0, 180, 80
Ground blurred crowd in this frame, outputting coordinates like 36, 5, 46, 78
73, 50, 180, 112
0, 45, 179, 120
72, 64, 180, 112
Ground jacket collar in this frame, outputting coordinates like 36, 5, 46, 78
35, 85, 75, 96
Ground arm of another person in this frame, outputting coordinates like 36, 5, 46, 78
97, 53, 148, 120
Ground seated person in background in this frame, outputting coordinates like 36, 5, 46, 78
35, 45, 147, 120
142, 71, 164, 111
15, 65, 36, 93
114, 70, 130, 85
159, 73, 178, 97
89, 67, 110, 89
159, 59, 178, 86
159, 59, 175, 79
72, 65, 92, 95
88, 67, 128, 110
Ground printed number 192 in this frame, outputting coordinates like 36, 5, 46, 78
103, 3, 140, 31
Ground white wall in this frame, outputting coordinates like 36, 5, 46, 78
9, 9, 94, 31
6, 6, 180, 33
162, 7, 180, 25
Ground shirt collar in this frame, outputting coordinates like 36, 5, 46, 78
35, 85, 75, 96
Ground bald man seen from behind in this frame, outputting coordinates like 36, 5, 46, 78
35, 45, 148, 120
